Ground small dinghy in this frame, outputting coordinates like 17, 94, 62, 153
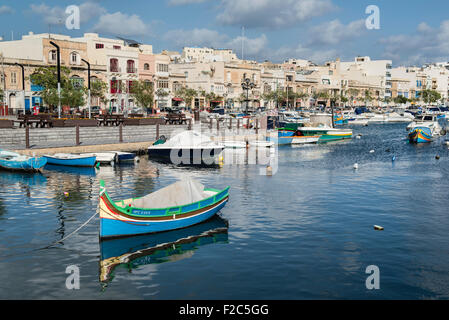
148, 131, 224, 165
110, 151, 136, 162
291, 136, 320, 145
223, 140, 247, 149
99, 178, 230, 239
81, 152, 117, 165
43, 153, 97, 167
0, 150, 47, 172
249, 140, 275, 148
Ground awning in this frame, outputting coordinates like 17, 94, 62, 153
172, 98, 183, 101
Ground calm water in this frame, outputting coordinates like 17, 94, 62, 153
1, 123, 449, 300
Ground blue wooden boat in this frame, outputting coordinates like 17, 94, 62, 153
267, 129, 295, 145
99, 179, 230, 239
113, 151, 136, 162
0, 150, 47, 172
100, 215, 228, 283
43, 153, 96, 167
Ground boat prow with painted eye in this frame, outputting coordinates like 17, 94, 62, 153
0, 149, 47, 172
99, 179, 230, 239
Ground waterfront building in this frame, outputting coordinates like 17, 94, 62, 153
0, 32, 106, 114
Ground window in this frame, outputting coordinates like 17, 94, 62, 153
113, 45, 121, 50
144, 63, 150, 71
157, 64, 169, 73
11, 72, 16, 85
157, 80, 169, 89
49, 50, 57, 62
127, 60, 136, 73
95, 43, 104, 49
70, 52, 79, 65
110, 58, 119, 72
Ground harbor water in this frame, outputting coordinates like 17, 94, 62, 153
1, 123, 449, 299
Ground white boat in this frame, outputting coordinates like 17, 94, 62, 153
222, 141, 247, 149
249, 140, 275, 148
291, 136, 320, 144
81, 152, 117, 164
148, 131, 225, 165
109, 151, 136, 162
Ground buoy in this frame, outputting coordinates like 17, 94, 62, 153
374, 225, 384, 231
135, 156, 140, 163
370, 150, 375, 153
436, 155, 440, 160
353, 163, 359, 170
64, 192, 69, 197
386, 148, 391, 153
392, 155, 396, 162
96, 162, 100, 169
266, 165, 273, 176
356, 136, 361, 139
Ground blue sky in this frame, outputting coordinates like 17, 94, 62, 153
1, 0, 449, 66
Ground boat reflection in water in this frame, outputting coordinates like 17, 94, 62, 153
43, 164, 97, 176
99, 215, 229, 284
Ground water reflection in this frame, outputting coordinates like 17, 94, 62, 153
44, 164, 97, 177
99, 215, 229, 285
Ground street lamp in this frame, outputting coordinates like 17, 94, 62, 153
81, 58, 91, 119
14, 63, 25, 115
50, 41, 61, 118
241, 77, 255, 114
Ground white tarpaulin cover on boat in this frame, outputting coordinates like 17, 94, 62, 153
131, 179, 209, 209
153, 131, 220, 148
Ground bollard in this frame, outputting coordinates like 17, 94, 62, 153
237, 119, 240, 133
76, 125, 80, 146
209, 118, 213, 131
119, 123, 123, 143
256, 119, 259, 135
25, 125, 30, 149
229, 117, 232, 130
156, 123, 160, 140
188, 118, 192, 130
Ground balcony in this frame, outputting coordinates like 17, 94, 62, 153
109, 66, 121, 73
127, 67, 138, 74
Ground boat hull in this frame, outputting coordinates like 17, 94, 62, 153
148, 147, 224, 165
408, 127, 433, 143
319, 131, 353, 142
99, 184, 230, 239
0, 157, 47, 172
44, 155, 97, 167
291, 136, 320, 144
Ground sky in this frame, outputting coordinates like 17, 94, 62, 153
1, 0, 449, 66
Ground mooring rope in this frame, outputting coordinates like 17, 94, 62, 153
0, 209, 99, 259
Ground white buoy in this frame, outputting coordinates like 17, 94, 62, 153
356, 136, 361, 139
353, 163, 359, 170
370, 150, 375, 153
266, 165, 273, 176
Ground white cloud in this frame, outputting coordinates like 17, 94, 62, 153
0, 5, 14, 15
308, 19, 366, 46
93, 12, 149, 37
379, 21, 449, 65
164, 28, 268, 58
168, 0, 209, 5
217, 0, 336, 28
30, 2, 106, 25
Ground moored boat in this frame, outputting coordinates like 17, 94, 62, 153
148, 131, 224, 165
99, 179, 230, 239
298, 127, 353, 143
291, 136, 320, 144
0, 150, 47, 172
81, 152, 117, 165
113, 151, 136, 162
407, 114, 446, 143
43, 153, 97, 167
408, 127, 433, 143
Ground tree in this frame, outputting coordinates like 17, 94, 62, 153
90, 79, 109, 106
130, 80, 154, 113
420, 89, 441, 104
30, 66, 86, 112
364, 90, 373, 106
155, 88, 169, 109
175, 87, 197, 109
393, 95, 408, 104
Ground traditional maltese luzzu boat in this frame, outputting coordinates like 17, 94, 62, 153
99, 179, 230, 239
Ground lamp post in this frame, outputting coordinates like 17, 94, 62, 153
14, 63, 25, 115
241, 77, 255, 115
49, 41, 61, 118
81, 58, 91, 119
